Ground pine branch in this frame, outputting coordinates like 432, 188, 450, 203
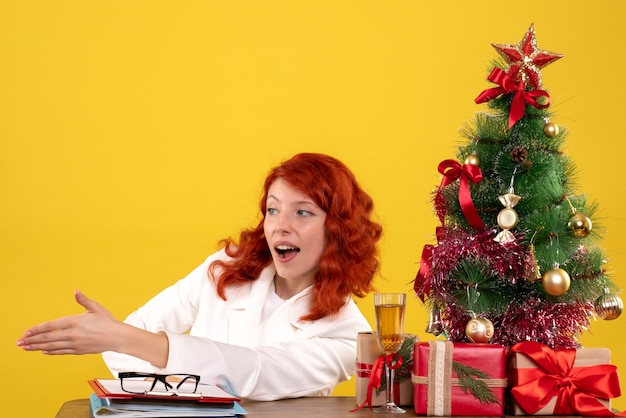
451, 361, 501, 405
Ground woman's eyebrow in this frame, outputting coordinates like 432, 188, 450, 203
267, 195, 317, 207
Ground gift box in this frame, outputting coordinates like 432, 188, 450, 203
355, 332, 415, 408
507, 341, 621, 416
412, 341, 506, 416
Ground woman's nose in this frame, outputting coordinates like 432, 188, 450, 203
275, 213, 292, 233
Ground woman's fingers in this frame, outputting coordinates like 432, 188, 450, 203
18, 315, 111, 354
19, 331, 72, 354
18, 322, 71, 351
20, 315, 73, 339
18, 291, 121, 354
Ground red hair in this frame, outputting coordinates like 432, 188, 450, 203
209, 153, 382, 321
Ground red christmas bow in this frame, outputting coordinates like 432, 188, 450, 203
435, 160, 485, 231
414, 244, 434, 302
475, 67, 551, 129
413, 227, 446, 301
351, 353, 402, 411
508, 342, 623, 416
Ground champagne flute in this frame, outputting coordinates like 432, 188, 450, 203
374, 293, 406, 414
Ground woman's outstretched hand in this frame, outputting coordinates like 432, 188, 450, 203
18, 290, 170, 367
17, 289, 122, 355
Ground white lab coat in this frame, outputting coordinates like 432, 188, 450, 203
102, 249, 372, 400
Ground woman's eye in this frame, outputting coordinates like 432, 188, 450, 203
297, 210, 313, 217
266, 208, 277, 215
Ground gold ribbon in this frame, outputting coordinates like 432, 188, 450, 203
411, 375, 508, 386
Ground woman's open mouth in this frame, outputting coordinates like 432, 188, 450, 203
275, 245, 300, 260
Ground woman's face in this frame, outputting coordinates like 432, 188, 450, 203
264, 178, 327, 288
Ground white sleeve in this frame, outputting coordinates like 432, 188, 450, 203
101, 250, 372, 400
162, 303, 371, 400
102, 253, 220, 376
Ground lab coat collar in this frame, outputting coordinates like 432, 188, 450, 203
226, 263, 315, 331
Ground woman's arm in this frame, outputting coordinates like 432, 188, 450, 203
18, 252, 221, 370
101, 254, 218, 374
17, 290, 170, 368
160, 303, 371, 400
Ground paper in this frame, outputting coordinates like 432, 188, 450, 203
90, 378, 239, 403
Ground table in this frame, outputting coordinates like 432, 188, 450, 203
55, 396, 419, 417
55, 396, 589, 417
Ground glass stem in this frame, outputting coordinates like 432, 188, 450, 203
386, 363, 396, 406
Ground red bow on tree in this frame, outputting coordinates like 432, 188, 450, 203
435, 159, 485, 231
475, 67, 551, 129
413, 226, 446, 301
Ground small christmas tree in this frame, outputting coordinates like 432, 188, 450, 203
414, 24, 623, 349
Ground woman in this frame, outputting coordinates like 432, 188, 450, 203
17, 153, 382, 400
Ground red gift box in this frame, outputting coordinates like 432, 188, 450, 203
412, 341, 506, 416
507, 341, 621, 416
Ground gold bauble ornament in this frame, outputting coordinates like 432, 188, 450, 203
465, 316, 494, 343
568, 212, 592, 237
542, 267, 571, 296
594, 289, 623, 320
464, 153, 480, 166
543, 122, 559, 138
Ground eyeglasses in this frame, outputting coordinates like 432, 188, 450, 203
118, 372, 201, 397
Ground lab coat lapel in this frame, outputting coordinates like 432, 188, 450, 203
259, 287, 314, 344
225, 265, 275, 346
287, 289, 314, 330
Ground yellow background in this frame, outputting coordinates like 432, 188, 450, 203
2, 1, 625, 416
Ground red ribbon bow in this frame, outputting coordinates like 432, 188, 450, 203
435, 160, 485, 231
414, 244, 434, 302
414, 227, 446, 302
508, 342, 623, 416
351, 353, 402, 412
475, 67, 551, 129
419, 160, 485, 301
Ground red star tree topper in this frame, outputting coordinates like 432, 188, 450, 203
491, 23, 563, 89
